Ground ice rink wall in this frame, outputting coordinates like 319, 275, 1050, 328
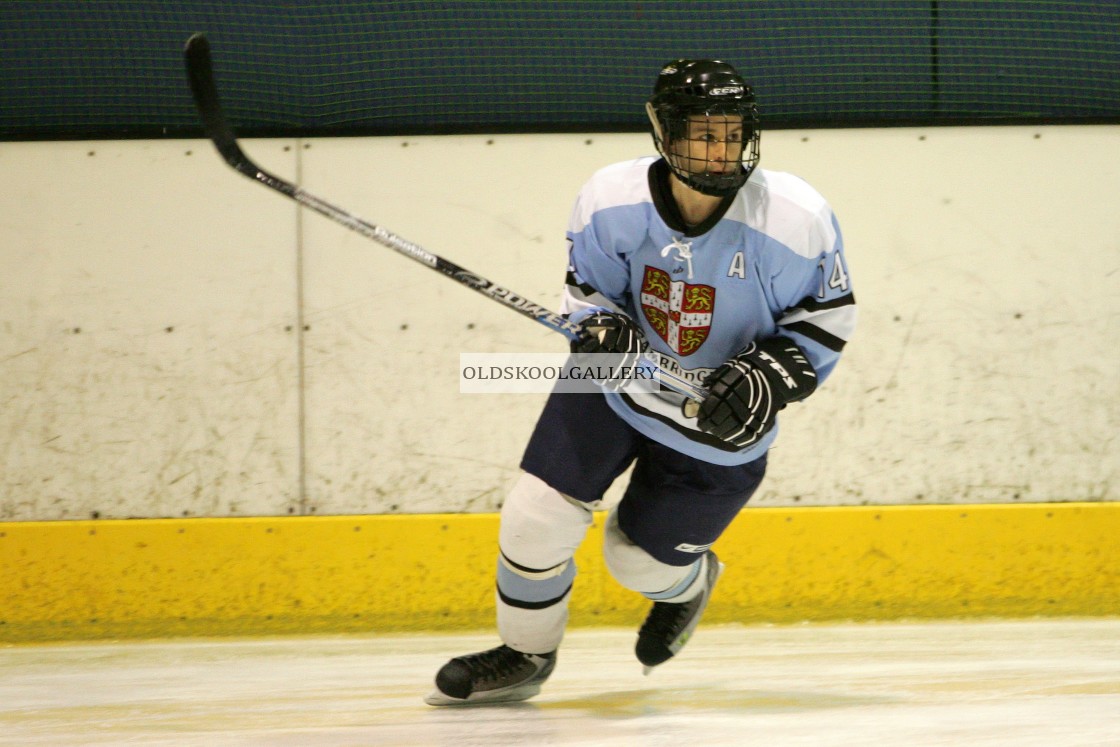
1, 3, 1118, 641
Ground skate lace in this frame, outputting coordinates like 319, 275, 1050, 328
641, 600, 695, 638
661, 237, 695, 279
462, 645, 530, 683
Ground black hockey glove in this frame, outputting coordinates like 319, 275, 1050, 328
694, 337, 818, 448
570, 310, 648, 392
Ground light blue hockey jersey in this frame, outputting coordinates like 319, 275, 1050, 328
560, 157, 857, 466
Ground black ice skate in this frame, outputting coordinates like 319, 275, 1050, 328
635, 550, 723, 674
424, 644, 557, 706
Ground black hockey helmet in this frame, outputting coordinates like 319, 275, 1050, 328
646, 59, 760, 196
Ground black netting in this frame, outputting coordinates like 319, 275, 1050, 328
1, 1, 1117, 140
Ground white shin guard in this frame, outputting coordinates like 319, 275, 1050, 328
602, 508, 708, 602
496, 473, 594, 654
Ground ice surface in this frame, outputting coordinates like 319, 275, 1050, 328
2, 619, 1118, 746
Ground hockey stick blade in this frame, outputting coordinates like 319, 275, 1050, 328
181, 34, 706, 402
185, 34, 261, 181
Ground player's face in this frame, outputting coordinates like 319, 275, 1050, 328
669, 114, 745, 179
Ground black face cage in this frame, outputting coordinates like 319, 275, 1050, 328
652, 105, 761, 197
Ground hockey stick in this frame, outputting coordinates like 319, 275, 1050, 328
183, 33, 705, 402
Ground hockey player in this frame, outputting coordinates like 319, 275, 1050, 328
425, 59, 856, 705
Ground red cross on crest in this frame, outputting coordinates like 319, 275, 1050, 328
639, 266, 715, 355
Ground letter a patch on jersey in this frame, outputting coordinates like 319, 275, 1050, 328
640, 266, 715, 356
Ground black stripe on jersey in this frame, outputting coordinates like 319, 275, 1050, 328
619, 393, 746, 453
792, 293, 856, 313
564, 269, 599, 298
780, 320, 848, 352
498, 583, 573, 610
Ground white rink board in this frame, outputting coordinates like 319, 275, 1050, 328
298, 126, 1120, 513
1, 619, 1118, 746
0, 140, 302, 520
1, 127, 1117, 519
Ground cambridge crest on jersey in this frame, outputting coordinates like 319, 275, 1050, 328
639, 266, 715, 355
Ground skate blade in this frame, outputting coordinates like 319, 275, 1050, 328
642, 665, 654, 676
423, 684, 542, 707
424, 689, 463, 706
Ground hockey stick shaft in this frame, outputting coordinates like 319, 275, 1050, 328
183, 33, 705, 402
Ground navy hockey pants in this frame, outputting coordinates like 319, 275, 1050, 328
520, 391, 767, 566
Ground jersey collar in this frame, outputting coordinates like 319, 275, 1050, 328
647, 158, 737, 238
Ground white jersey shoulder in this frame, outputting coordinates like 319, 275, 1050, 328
570, 157, 657, 229
735, 168, 839, 259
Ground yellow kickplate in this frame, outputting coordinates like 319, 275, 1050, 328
2, 503, 1117, 642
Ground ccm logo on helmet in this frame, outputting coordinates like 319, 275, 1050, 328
709, 85, 744, 96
